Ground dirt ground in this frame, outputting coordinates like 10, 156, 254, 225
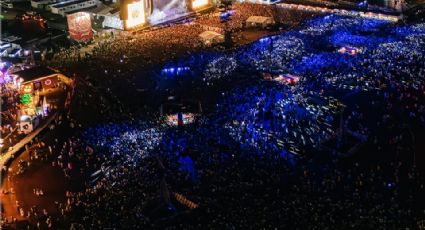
1, 146, 69, 221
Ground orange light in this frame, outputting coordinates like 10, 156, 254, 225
192, 0, 209, 9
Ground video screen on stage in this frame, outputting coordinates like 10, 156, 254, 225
148, 0, 210, 24
122, 0, 210, 29
148, 0, 188, 24
126, 1, 146, 29
67, 12, 93, 42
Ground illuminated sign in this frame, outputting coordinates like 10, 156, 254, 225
192, 0, 208, 9
20, 93, 32, 105
41, 76, 58, 89
22, 84, 33, 93
67, 12, 93, 42
126, 1, 146, 29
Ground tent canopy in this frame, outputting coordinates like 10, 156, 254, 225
246, 16, 274, 26
199, 31, 224, 44
199, 31, 222, 40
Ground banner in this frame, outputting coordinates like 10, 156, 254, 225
67, 12, 93, 42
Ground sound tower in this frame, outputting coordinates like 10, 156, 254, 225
186, 0, 193, 11
120, 0, 130, 20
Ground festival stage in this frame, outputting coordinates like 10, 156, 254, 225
120, 0, 213, 30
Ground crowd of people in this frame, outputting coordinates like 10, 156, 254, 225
2, 4, 425, 229
0, 78, 25, 152
218, 82, 340, 155
196, 3, 314, 31
47, 3, 316, 73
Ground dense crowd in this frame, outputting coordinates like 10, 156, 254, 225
47, 4, 316, 73
218, 83, 340, 155
197, 3, 314, 31
0, 79, 23, 152
2, 8, 425, 230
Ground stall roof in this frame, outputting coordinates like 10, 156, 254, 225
13, 66, 57, 83
246, 16, 273, 24
199, 31, 223, 40
50, 0, 86, 8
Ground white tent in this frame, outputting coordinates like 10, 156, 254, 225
199, 31, 224, 46
246, 16, 274, 28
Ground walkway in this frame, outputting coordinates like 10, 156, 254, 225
0, 112, 58, 181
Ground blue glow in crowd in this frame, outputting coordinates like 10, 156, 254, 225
36, 14, 425, 229
84, 15, 425, 159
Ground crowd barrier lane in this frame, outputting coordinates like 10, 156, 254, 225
0, 112, 58, 184
174, 192, 199, 209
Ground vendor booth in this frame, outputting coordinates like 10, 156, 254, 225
246, 16, 274, 28
199, 31, 224, 46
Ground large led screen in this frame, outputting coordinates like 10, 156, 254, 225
122, 0, 211, 30
126, 1, 146, 29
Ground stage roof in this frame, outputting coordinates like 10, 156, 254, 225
246, 16, 274, 24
